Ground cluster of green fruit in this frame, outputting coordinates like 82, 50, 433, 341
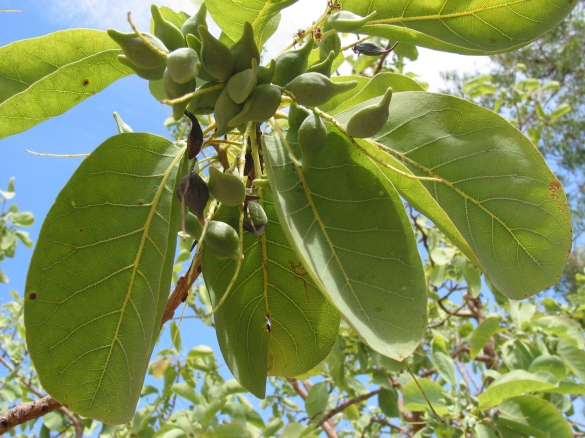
108, 4, 395, 258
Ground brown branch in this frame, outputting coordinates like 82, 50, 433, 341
371, 417, 408, 434
161, 253, 202, 328
0, 396, 62, 435
287, 379, 338, 438
316, 389, 381, 427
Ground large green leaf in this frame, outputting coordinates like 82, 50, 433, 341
206, 0, 298, 43
430, 335, 456, 387
402, 378, 448, 415
469, 316, 502, 359
342, 0, 577, 55
201, 191, 340, 399
556, 338, 585, 381
24, 134, 187, 424
0, 29, 132, 140
335, 92, 572, 299
479, 370, 558, 409
533, 315, 585, 349
497, 395, 573, 438
263, 128, 427, 361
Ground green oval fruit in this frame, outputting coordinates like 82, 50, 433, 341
167, 48, 200, 84
187, 82, 223, 114
205, 220, 241, 260
113, 111, 133, 133
319, 33, 341, 61
244, 201, 268, 234
199, 25, 235, 82
231, 22, 261, 74
227, 58, 257, 104
185, 34, 217, 82
184, 212, 203, 239
256, 59, 276, 85
149, 78, 166, 100
163, 68, 196, 120
107, 29, 168, 69
285, 73, 357, 107
214, 88, 244, 137
151, 4, 186, 51
325, 10, 378, 33
176, 171, 209, 224
208, 166, 246, 207
117, 54, 165, 80
228, 84, 282, 126
346, 87, 393, 138
298, 112, 327, 173
181, 3, 207, 39
306, 50, 334, 77
288, 103, 311, 128
272, 38, 314, 86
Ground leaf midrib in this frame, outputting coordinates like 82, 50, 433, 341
89, 145, 185, 408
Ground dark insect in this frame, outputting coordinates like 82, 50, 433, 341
352, 41, 399, 56
176, 171, 209, 225
184, 110, 203, 159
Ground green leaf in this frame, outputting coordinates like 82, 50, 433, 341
0, 268, 7, 284
263, 128, 427, 361
335, 92, 572, 299
201, 191, 340, 398
203, 423, 247, 438
497, 395, 573, 438
43, 411, 66, 432
15, 231, 34, 248
556, 338, 585, 381
342, 0, 577, 55
24, 133, 187, 424
202, 399, 226, 427
305, 381, 329, 419
549, 103, 571, 120
469, 316, 502, 359
378, 388, 399, 417
171, 383, 205, 406
0, 30, 132, 140
550, 379, 585, 395
206, 0, 298, 43
402, 378, 448, 415
430, 335, 456, 387
0, 177, 15, 200
533, 316, 584, 349
479, 370, 558, 409
529, 355, 567, 380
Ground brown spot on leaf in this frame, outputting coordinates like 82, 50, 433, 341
490, 37, 496, 43
80, 229, 84, 232
29, 292, 37, 300
551, 194, 558, 200
137, 199, 144, 206
549, 182, 562, 192
83, 79, 90, 85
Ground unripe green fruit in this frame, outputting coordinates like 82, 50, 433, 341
208, 166, 246, 206
149, 79, 166, 101
298, 113, 327, 173
113, 111, 133, 133
181, 3, 207, 40
319, 33, 341, 61
306, 50, 334, 77
184, 212, 203, 240
187, 82, 223, 114
272, 38, 314, 86
244, 201, 268, 235
228, 84, 282, 126
205, 221, 241, 261
167, 48, 200, 84
286, 73, 358, 107
227, 59, 257, 104
177, 171, 209, 225
346, 87, 393, 138
151, 4, 186, 51
325, 10, 378, 33
288, 103, 311, 128
117, 54, 165, 80
199, 25, 235, 82
214, 88, 244, 137
185, 34, 217, 82
107, 29, 168, 69
231, 22, 261, 74
163, 68, 196, 120
256, 59, 276, 85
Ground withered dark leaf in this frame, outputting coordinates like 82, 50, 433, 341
184, 110, 203, 159
177, 171, 209, 225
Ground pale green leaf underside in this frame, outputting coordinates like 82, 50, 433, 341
202, 191, 340, 399
206, 0, 298, 44
343, 0, 577, 54
479, 370, 558, 408
263, 129, 427, 361
335, 92, 572, 299
0, 30, 132, 140
24, 134, 187, 424
497, 395, 573, 438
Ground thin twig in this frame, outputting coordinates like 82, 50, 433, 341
315, 390, 381, 427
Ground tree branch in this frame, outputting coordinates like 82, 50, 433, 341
0, 396, 62, 435
287, 379, 338, 438
316, 389, 381, 427
371, 417, 408, 434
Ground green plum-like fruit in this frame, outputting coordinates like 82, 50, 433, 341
298, 112, 327, 173
346, 87, 393, 138
285, 73, 357, 107
205, 220, 241, 260
208, 166, 246, 206
272, 38, 314, 86
107, 29, 168, 69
